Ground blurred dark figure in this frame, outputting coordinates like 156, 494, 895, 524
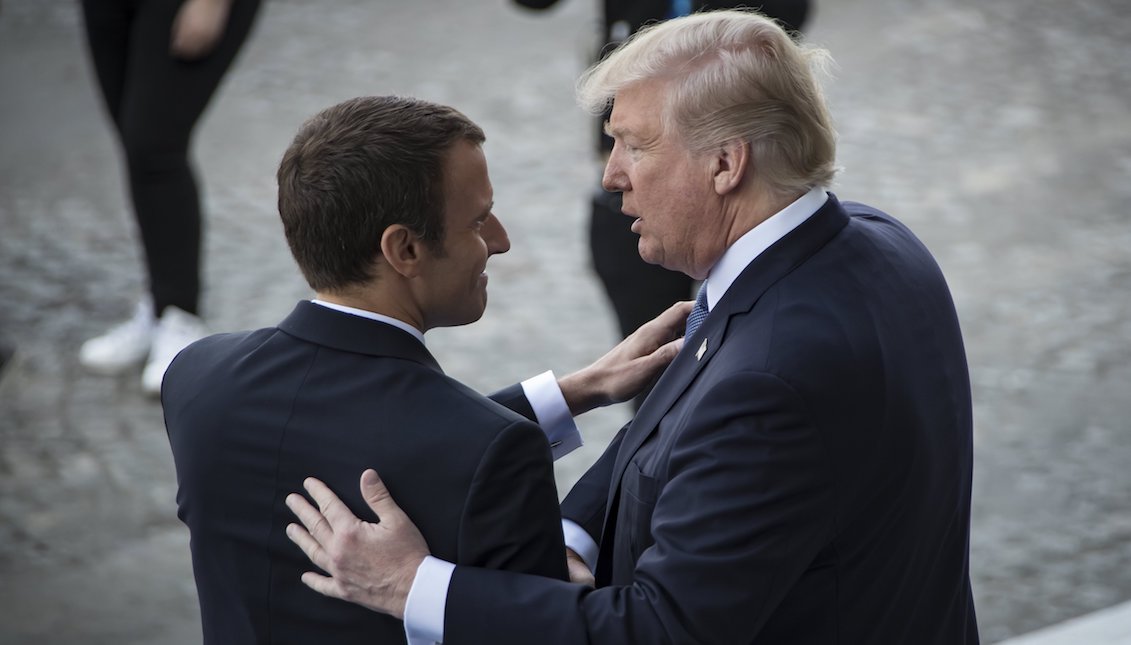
517, 0, 812, 408
0, 337, 14, 385
78, 0, 260, 395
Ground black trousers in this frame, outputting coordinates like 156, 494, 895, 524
80, 0, 260, 316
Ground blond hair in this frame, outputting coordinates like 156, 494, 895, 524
577, 9, 838, 196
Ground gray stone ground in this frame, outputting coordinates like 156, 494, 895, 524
1, 0, 1129, 642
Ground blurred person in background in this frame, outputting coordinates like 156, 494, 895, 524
0, 336, 14, 384
78, 0, 261, 394
515, 0, 811, 408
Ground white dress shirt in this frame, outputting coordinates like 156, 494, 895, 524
402, 187, 829, 645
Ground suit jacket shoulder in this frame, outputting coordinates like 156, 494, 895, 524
163, 302, 566, 644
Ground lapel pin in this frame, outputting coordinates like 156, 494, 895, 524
696, 338, 708, 361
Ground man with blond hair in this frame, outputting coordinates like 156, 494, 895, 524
285, 10, 980, 644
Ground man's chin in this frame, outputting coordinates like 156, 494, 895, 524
433, 301, 488, 329
639, 246, 694, 277
637, 242, 662, 267
466, 297, 489, 325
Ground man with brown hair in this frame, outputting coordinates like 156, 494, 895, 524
162, 95, 686, 643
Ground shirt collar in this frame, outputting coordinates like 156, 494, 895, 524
310, 299, 425, 345
704, 187, 828, 310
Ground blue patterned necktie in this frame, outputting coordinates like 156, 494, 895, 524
685, 282, 709, 338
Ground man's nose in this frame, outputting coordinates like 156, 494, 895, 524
602, 151, 628, 193
485, 214, 511, 255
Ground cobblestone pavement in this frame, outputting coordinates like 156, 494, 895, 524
2, 0, 1129, 642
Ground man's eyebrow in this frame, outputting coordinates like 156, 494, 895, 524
603, 121, 620, 138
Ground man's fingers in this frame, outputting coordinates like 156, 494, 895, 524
567, 559, 596, 587
300, 570, 347, 601
359, 469, 400, 522
656, 299, 694, 330
636, 299, 693, 344
286, 491, 334, 541
285, 522, 331, 572
666, 298, 695, 318
303, 476, 357, 528
656, 336, 685, 363
637, 337, 684, 375
565, 548, 596, 587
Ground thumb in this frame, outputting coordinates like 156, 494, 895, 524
359, 469, 397, 521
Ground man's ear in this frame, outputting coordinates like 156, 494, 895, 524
711, 138, 751, 196
380, 225, 425, 279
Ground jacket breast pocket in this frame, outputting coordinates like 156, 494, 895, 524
619, 460, 660, 560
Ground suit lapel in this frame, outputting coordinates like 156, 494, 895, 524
602, 195, 851, 527
277, 301, 442, 372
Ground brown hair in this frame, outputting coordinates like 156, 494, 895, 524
277, 96, 485, 291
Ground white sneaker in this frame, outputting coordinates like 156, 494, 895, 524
79, 301, 156, 374
141, 306, 207, 396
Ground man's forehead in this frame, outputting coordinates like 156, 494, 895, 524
604, 104, 640, 138
608, 81, 666, 126
605, 110, 660, 144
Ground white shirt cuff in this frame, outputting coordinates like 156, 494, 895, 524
562, 519, 599, 572
403, 555, 455, 645
521, 370, 582, 460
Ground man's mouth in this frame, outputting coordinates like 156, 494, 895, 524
630, 218, 642, 234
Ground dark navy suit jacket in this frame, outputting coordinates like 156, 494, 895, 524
444, 195, 980, 644
162, 301, 567, 644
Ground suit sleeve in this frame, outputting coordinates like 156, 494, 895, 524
488, 384, 535, 421
558, 420, 630, 540
457, 419, 569, 581
444, 371, 836, 644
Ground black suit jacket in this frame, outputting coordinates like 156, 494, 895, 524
162, 301, 567, 644
444, 195, 979, 644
